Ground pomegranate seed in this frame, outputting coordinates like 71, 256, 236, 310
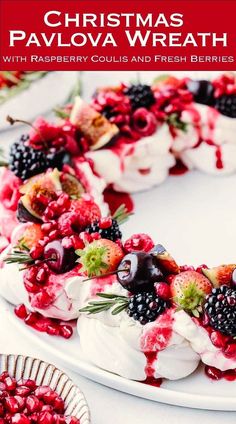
24, 312, 39, 326
0, 404, 4, 417
14, 305, 27, 319
59, 325, 73, 339
24, 280, 40, 294
17, 379, 36, 391
195, 264, 208, 273
90, 232, 101, 241
46, 324, 60, 337
53, 397, 64, 413
26, 267, 38, 284
224, 369, 236, 381
54, 415, 66, 424
34, 386, 51, 399
42, 221, 58, 233
66, 418, 80, 424
57, 193, 70, 208
11, 413, 31, 424
99, 217, 112, 229
37, 411, 54, 424
25, 395, 40, 413
0, 419, 5, 424
205, 365, 223, 380
34, 317, 52, 333
48, 230, 60, 241
36, 268, 48, 284
4, 396, 19, 413
69, 235, 84, 249
61, 237, 73, 249
0, 383, 6, 391
14, 396, 25, 411
0, 372, 9, 382
224, 343, 236, 358
4, 377, 16, 391
48, 202, 60, 213
15, 386, 31, 397
41, 405, 54, 412
210, 331, 227, 349
180, 265, 195, 272
33, 290, 52, 308
30, 245, 44, 260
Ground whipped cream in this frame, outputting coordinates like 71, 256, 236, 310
174, 310, 236, 371
77, 278, 200, 381
86, 124, 175, 193
0, 245, 85, 321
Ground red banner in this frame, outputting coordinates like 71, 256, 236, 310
0, 0, 236, 70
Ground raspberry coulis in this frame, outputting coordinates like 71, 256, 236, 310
140, 309, 173, 384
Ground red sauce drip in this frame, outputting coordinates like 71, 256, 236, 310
142, 377, 163, 388
169, 159, 189, 176
205, 366, 236, 381
103, 187, 134, 215
144, 351, 158, 378
215, 146, 224, 169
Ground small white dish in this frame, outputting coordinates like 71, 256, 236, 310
0, 353, 90, 424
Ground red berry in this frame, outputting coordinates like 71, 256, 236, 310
14, 305, 27, 320
124, 233, 154, 253
59, 325, 73, 339
30, 245, 44, 260
205, 365, 223, 380
223, 343, 236, 359
154, 282, 171, 300
210, 331, 227, 349
36, 268, 48, 284
99, 217, 112, 229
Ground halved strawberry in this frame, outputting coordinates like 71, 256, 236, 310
202, 265, 236, 287
18, 223, 44, 250
170, 270, 212, 317
76, 239, 124, 277
70, 197, 101, 229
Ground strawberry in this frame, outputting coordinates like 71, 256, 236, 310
76, 239, 124, 277
202, 265, 236, 287
170, 270, 212, 317
18, 224, 43, 250
70, 197, 101, 229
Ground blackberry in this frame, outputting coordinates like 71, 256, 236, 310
204, 285, 236, 337
46, 149, 70, 170
186, 80, 215, 106
215, 95, 236, 118
86, 218, 122, 242
127, 291, 169, 325
124, 84, 155, 110
9, 135, 48, 181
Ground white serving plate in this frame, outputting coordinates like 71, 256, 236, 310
1, 171, 236, 411
0, 353, 90, 424
0, 71, 79, 131
1, 297, 236, 411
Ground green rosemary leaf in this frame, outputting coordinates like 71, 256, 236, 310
111, 303, 128, 315
112, 204, 133, 225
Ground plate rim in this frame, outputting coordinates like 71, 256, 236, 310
1, 297, 236, 411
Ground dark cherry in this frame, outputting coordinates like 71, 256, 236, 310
186, 79, 215, 106
44, 240, 76, 274
117, 252, 163, 293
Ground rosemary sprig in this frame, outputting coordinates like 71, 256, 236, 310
4, 250, 34, 267
79, 293, 129, 315
112, 204, 133, 225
